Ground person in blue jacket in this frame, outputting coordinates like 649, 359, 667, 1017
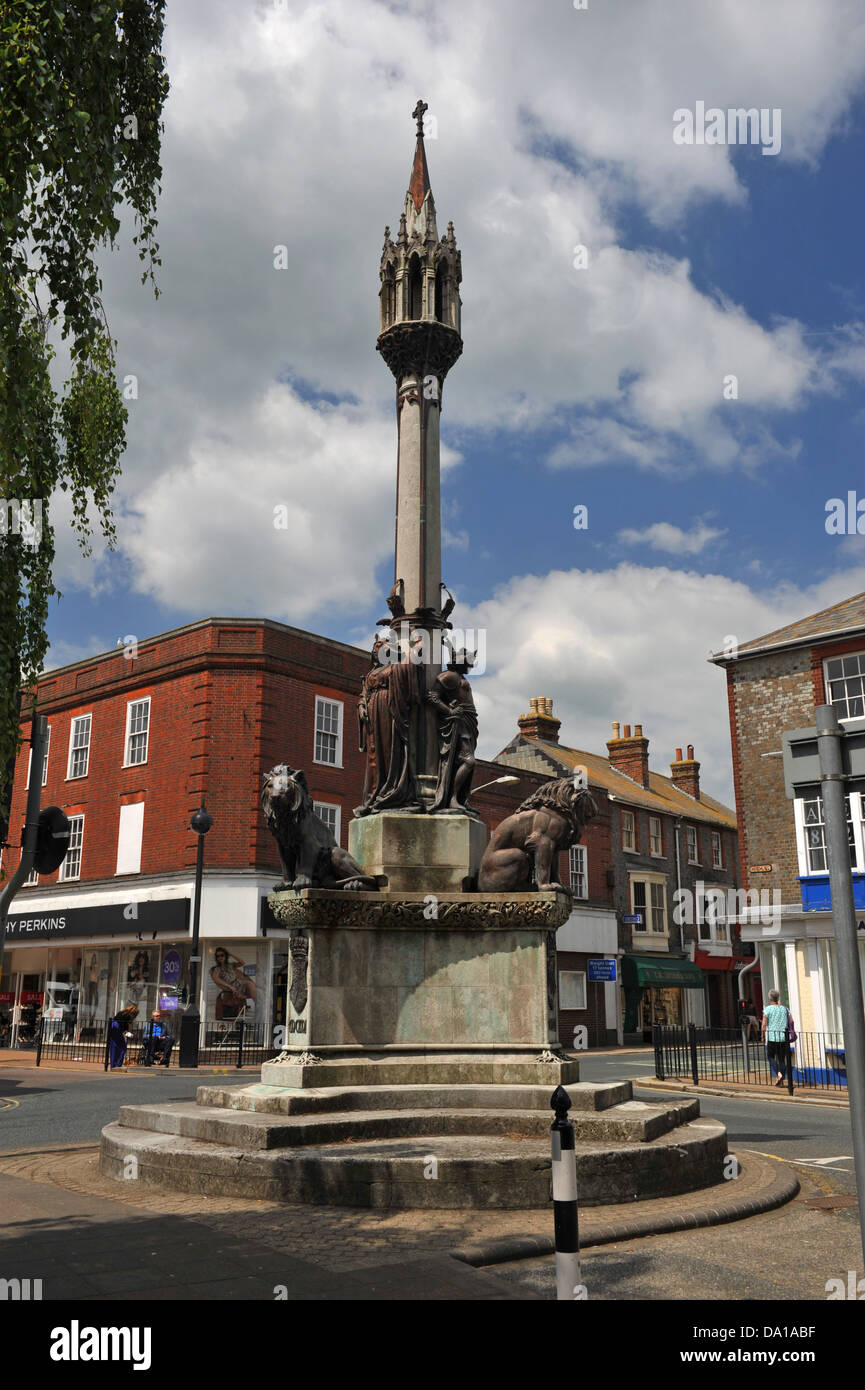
107, 1005, 138, 1070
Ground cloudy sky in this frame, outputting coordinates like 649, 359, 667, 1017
47, 0, 865, 801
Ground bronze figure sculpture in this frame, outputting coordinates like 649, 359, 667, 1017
262, 765, 377, 890
355, 636, 422, 815
477, 778, 597, 892
427, 648, 478, 815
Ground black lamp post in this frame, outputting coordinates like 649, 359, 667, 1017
179, 803, 213, 1067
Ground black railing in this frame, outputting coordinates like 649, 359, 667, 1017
653, 1022, 848, 1093
34, 1014, 278, 1069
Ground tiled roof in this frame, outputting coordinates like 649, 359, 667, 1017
497, 737, 737, 829
711, 592, 865, 663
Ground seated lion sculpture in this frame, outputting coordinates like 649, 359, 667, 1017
478, 778, 597, 893
261, 764, 378, 891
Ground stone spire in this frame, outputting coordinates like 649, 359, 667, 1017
377, 100, 463, 620
375, 100, 464, 796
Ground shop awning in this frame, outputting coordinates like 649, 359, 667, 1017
621, 955, 706, 989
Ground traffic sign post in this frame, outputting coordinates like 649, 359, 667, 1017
587, 958, 617, 982
782, 704, 865, 1260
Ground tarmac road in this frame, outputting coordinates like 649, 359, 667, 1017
0, 1066, 250, 1150
579, 1050, 860, 1198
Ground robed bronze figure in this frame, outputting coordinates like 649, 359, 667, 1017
355, 636, 422, 814
427, 649, 478, 816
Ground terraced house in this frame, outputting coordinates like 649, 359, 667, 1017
496, 701, 742, 1043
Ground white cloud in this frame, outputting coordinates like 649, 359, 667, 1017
616, 521, 727, 556
464, 560, 865, 803
63, 0, 865, 620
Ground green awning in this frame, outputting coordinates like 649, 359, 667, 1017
622, 955, 706, 989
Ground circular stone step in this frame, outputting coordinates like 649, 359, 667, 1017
100, 1116, 727, 1210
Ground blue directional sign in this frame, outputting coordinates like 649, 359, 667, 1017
622, 914, 643, 925
588, 958, 617, 982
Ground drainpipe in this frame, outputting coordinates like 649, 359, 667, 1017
737, 955, 759, 1077
674, 818, 684, 952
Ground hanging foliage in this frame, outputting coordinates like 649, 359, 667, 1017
0, 1, 168, 822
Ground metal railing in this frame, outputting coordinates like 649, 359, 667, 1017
32, 1014, 278, 1070
653, 1023, 848, 1093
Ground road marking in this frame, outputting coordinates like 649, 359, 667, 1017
740, 1148, 854, 1173
793, 1155, 854, 1165
0, 1098, 20, 1110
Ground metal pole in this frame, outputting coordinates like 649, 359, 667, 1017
0, 715, 47, 981
816, 703, 865, 1259
652, 1022, 664, 1079
179, 827, 206, 1068
688, 1020, 699, 1087
550, 1085, 581, 1300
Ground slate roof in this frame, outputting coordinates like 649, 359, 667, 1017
710, 592, 865, 664
496, 736, 737, 830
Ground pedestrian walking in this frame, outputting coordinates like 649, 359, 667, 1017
762, 989, 793, 1087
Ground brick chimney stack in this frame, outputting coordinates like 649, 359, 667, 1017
670, 743, 701, 800
606, 720, 650, 789
517, 696, 561, 744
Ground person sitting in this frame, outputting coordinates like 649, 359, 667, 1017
143, 1010, 173, 1067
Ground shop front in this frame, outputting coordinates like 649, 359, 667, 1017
1, 898, 191, 1048
621, 954, 707, 1043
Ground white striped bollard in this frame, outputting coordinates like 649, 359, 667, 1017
550, 1084, 581, 1300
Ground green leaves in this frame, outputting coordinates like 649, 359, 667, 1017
0, 1, 168, 816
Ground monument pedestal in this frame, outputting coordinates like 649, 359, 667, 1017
263, 884, 577, 1087
348, 810, 486, 893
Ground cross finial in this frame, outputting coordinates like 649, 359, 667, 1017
412, 99, 428, 136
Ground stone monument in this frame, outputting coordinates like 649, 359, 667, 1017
100, 105, 727, 1208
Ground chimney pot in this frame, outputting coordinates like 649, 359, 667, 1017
612, 721, 620, 738
687, 743, 694, 759
623, 724, 631, 739
634, 723, 643, 737
675, 747, 683, 762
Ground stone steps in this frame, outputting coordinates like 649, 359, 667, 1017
258, 1053, 582, 1089
117, 1094, 699, 1150
194, 1079, 633, 1116
100, 1118, 727, 1209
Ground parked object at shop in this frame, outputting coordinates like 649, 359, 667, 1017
261, 764, 378, 891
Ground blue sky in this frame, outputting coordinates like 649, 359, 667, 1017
44, 0, 865, 801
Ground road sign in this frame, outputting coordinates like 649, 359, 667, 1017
623, 914, 642, 925
588, 958, 617, 982
781, 721, 865, 796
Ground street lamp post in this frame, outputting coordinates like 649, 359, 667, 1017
179, 803, 213, 1068
472, 775, 519, 794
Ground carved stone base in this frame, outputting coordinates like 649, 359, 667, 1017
266, 887, 572, 1055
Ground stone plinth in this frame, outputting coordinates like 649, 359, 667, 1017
348, 810, 486, 892
266, 887, 571, 1065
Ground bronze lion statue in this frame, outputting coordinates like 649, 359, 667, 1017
261, 765, 378, 891
478, 777, 597, 893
